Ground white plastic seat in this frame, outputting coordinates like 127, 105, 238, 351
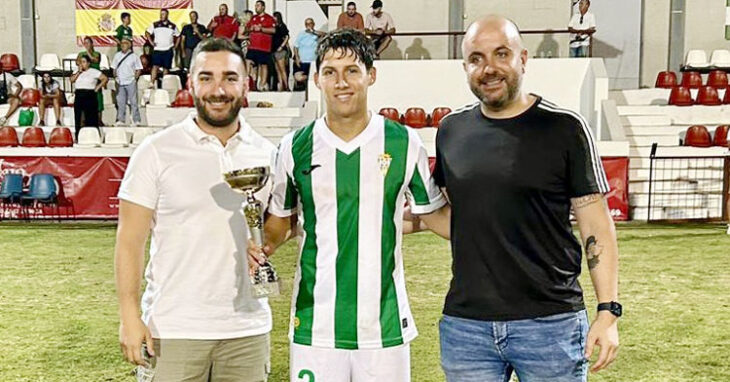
148, 89, 171, 107
74, 127, 102, 148
685, 50, 709, 68
131, 129, 153, 146
99, 54, 111, 70
102, 128, 129, 147
710, 49, 730, 67
62, 53, 79, 71
17, 74, 36, 89
161, 75, 182, 103
35, 53, 61, 71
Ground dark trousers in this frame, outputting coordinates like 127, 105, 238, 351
74, 89, 99, 139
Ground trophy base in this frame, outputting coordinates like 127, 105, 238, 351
251, 280, 281, 298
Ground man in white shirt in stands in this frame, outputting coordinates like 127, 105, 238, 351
112, 37, 143, 126
0, 66, 23, 126
115, 38, 276, 382
568, 0, 596, 58
145, 8, 180, 88
364, 0, 396, 58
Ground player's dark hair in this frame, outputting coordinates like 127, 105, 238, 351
121, 12, 130, 20
315, 28, 375, 71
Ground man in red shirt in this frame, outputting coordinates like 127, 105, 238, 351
208, 3, 240, 41
245, 0, 276, 91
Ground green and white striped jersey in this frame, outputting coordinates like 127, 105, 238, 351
270, 113, 446, 350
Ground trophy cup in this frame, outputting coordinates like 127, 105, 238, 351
223, 166, 280, 298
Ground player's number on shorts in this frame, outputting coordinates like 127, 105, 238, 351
298, 369, 315, 382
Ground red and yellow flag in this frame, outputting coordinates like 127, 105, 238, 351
75, 0, 193, 46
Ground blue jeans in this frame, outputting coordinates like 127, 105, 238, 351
570, 46, 588, 58
115, 82, 141, 124
440, 311, 589, 382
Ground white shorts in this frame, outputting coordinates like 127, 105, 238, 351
290, 342, 411, 382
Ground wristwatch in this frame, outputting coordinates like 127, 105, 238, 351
597, 301, 622, 317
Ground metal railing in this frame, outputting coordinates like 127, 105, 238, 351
647, 143, 730, 222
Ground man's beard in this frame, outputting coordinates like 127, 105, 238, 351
194, 94, 243, 127
469, 74, 520, 111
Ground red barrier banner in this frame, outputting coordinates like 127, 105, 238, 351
0, 157, 129, 219
427, 156, 630, 222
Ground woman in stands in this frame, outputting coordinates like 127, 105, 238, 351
70, 55, 108, 139
272, 11, 291, 91
38, 73, 67, 127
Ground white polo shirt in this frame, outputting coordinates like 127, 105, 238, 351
118, 113, 277, 340
568, 12, 596, 48
146, 20, 180, 51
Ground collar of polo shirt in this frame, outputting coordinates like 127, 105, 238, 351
182, 113, 250, 145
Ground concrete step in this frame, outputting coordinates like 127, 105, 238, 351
623, 125, 687, 136
621, 115, 672, 126
628, 136, 680, 146
247, 91, 306, 107
630, 206, 718, 221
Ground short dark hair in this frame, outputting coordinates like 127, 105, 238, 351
160, 8, 169, 14
83, 36, 93, 44
256, 0, 265, 6
121, 12, 130, 20
316, 29, 375, 71
190, 10, 198, 17
189, 37, 247, 74
347, 1, 356, 7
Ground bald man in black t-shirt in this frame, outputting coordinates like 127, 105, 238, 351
409, 15, 621, 382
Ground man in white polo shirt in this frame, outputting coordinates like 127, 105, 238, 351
115, 38, 275, 381
568, 0, 596, 58
145, 8, 180, 87
111, 37, 143, 126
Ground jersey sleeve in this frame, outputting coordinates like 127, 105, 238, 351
269, 135, 298, 217
406, 132, 447, 215
117, 139, 160, 210
567, 114, 610, 197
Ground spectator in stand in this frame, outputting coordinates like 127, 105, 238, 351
337, 2, 364, 31
181, 11, 209, 71
272, 11, 290, 91
208, 3, 240, 41
140, 43, 153, 75
365, 0, 396, 58
114, 12, 134, 52
77, 37, 105, 126
568, 0, 596, 58
0, 66, 22, 126
38, 73, 66, 127
145, 8, 180, 88
246, 1, 276, 91
112, 37, 143, 127
292, 18, 322, 91
237, 10, 254, 56
70, 54, 108, 139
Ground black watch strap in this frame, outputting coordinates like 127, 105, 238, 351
597, 301, 622, 317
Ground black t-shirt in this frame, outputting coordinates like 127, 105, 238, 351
433, 96, 609, 321
272, 23, 289, 51
181, 23, 209, 49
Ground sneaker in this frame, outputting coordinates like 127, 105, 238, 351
38, 120, 45, 126
0, 117, 7, 126
114, 121, 124, 127
131, 121, 140, 127
56, 120, 63, 126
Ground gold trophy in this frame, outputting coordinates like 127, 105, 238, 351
223, 166, 280, 298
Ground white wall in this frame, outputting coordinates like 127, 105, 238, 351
590, 0, 642, 90
640, 0, 670, 88
0, 0, 22, 62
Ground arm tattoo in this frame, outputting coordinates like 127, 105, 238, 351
585, 235, 603, 270
572, 193, 602, 209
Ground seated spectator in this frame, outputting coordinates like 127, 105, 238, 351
38, 73, 66, 126
337, 2, 365, 31
292, 18, 323, 91
365, 0, 395, 58
140, 43, 153, 75
0, 66, 22, 126
272, 11, 291, 91
181, 11, 209, 70
112, 37, 143, 127
145, 8, 180, 88
246, 1, 276, 91
208, 3, 239, 41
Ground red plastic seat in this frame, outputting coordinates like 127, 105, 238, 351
668, 86, 693, 106
430, 107, 452, 127
696, 86, 721, 105
379, 107, 400, 122
48, 127, 74, 147
0, 126, 19, 147
654, 71, 677, 88
0, 53, 20, 72
21, 127, 47, 147
706, 70, 728, 89
680, 71, 703, 89
171, 89, 194, 107
713, 125, 729, 147
684, 125, 712, 147
403, 107, 428, 128
20, 88, 41, 107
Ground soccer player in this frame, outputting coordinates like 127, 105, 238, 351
248, 29, 450, 381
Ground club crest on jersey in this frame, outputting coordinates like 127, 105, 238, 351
378, 153, 392, 176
